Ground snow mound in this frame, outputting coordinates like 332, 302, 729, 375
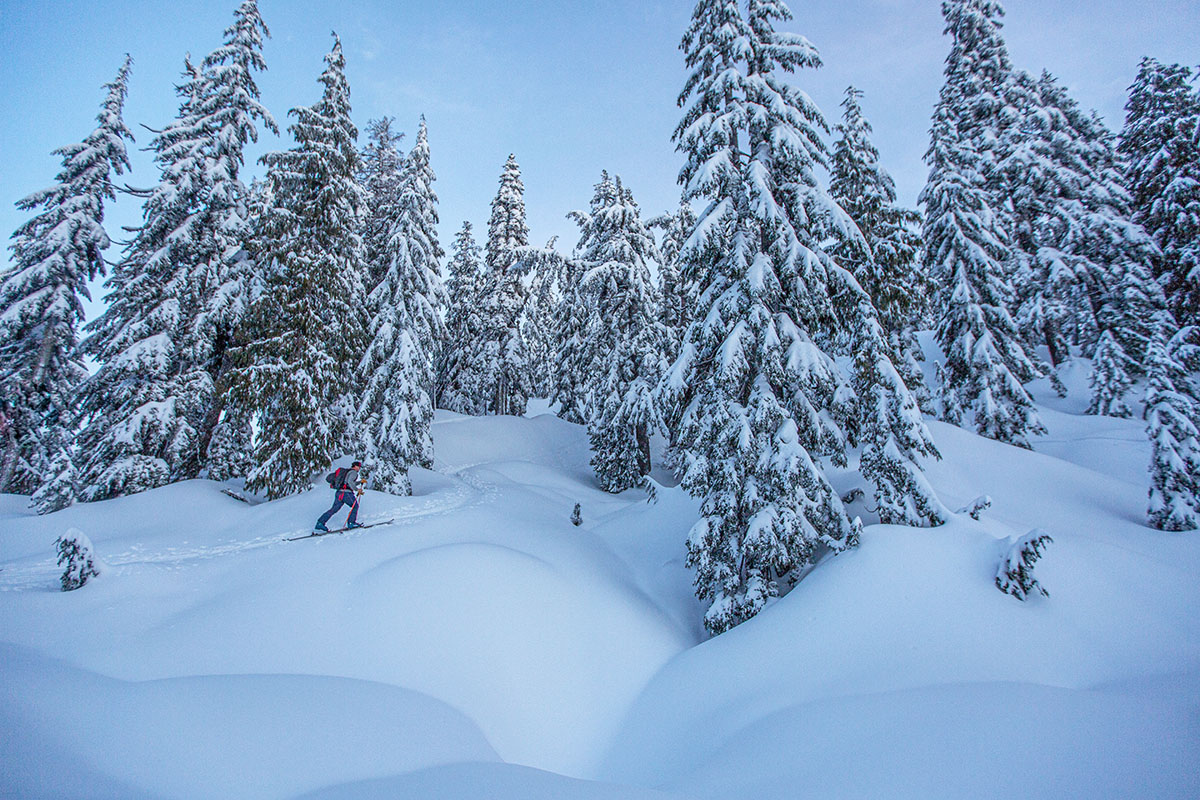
2, 390, 1199, 798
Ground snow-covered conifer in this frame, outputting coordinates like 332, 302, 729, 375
78, 3, 275, 499
0, 57, 133, 504
1120, 59, 1200, 326
480, 154, 531, 416
522, 238, 568, 401
359, 117, 405, 293
921, 0, 1045, 447
438, 222, 488, 415
1001, 71, 1158, 402
204, 406, 252, 482
76, 56, 210, 501
837, 273, 946, 526
1087, 330, 1134, 418
357, 118, 445, 494
549, 249, 590, 425
555, 173, 624, 426
187, 0, 278, 466
227, 35, 368, 499
56, 529, 100, 591
829, 86, 931, 410
571, 173, 668, 492
1145, 322, 1200, 531
665, 0, 865, 634
995, 530, 1052, 600
649, 202, 697, 354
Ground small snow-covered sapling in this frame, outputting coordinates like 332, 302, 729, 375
996, 529, 1052, 600
56, 529, 100, 591
958, 495, 992, 520
571, 503, 582, 527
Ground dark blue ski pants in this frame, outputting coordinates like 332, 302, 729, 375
317, 490, 359, 528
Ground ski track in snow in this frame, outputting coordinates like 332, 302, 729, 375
0, 475, 485, 592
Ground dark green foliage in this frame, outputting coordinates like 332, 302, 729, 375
995, 530, 1052, 600
56, 531, 100, 592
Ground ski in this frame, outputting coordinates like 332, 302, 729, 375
285, 519, 395, 541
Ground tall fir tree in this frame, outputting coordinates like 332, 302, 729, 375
1145, 320, 1200, 531
549, 247, 590, 425
648, 201, 697, 356
76, 56, 210, 501
358, 116, 405, 294
437, 221, 488, 415
227, 34, 368, 499
1120, 59, 1200, 326
77, 2, 275, 500
571, 173, 668, 492
480, 154, 531, 416
829, 86, 931, 411
522, 238, 568, 401
665, 0, 892, 634
1001, 70, 1159, 407
189, 0, 278, 466
0, 57, 133, 508
357, 118, 445, 493
920, 0, 1045, 447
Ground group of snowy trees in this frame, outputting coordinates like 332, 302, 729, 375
0, 2, 450, 508
921, 0, 1200, 530
3, 0, 1198, 631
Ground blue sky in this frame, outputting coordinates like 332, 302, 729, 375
2, 0, 1197, 318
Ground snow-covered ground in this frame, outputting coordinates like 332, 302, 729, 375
2, 375, 1199, 799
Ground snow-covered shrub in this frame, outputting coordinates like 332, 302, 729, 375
958, 495, 993, 520
55, 529, 100, 591
995, 530, 1052, 600
570, 503, 582, 527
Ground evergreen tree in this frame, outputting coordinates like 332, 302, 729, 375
836, 271, 947, 526
665, 0, 866, 634
227, 34, 368, 499
921, 0, 1045, 447
437, 221, 488, 415
1002, 71, 1160, 401
189, 0, 278, 464
56, 529, 100, 591
77, 2, 274, 499
1120, 59, 1200, 326
649, 201, 697, 354
358, 117, 405, 294
0, 57, 133, 506
522, 238, 568, 401
556, 174, 626, 426
1145, 321, 1200, 531
571, 173, 668, 492
76, 56, 209, 501
480, 154, 531, 416
549, 248, 590, 425
1087, 330, 1133, 418
829, 86, 931, 411
357, 118, 445, 494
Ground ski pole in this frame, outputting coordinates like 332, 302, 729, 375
346, 480, 365, 525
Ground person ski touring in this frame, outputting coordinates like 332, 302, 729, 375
315, 461, 365, 532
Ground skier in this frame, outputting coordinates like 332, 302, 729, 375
315, 461, 365, 532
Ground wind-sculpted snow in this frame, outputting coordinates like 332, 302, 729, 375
2, 400, 1199, 798
1, 644, 499, 800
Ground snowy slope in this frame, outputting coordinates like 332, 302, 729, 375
2, 389, 1199, 799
